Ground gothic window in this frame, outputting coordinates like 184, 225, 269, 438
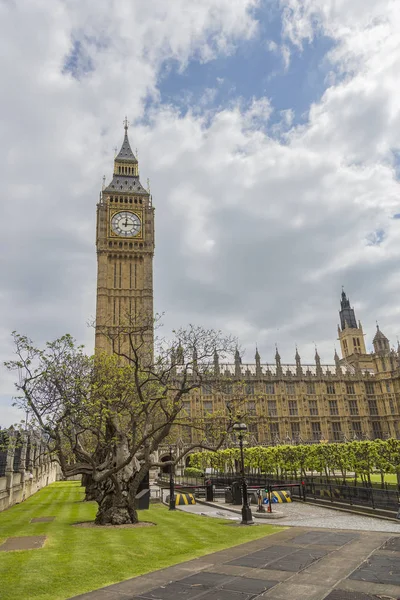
291, 422, 300, 439
368, 400, 378, 416
306, 382, 315, 395
182, 426, 192, 443
365, 382, 375, 396
346, 383, 355, 395
288, 400, 298, 416
286, 382, 295, 395
311, 422, 321, 440
326, 383, 336, 395
203, 401, 213, 415
269, 422, 279, 438
247, 400, 256, 415
268, 400, 277, 417
332, 422, 342, 441
382, 358, 386, 371
349, 400, 359, 415
309, 400, 318, 416
245, 383, 254, 395
265, 383, 275, 394
222, 383, 232, 394
389, 399, 395, 414
201, 383, 212, 395
386, 382, 391, 393
248, 422, 258, 435
372, 421, 382, 439
329, 400, 339, 416
352, 421, 362, 435
182, 401, 191, 417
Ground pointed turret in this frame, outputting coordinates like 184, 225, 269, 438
192, 346, 198, 369
115, 117, 138, 164
373, 324, 390, 355
315, 347, 323, 377
104, 118, 148, 195
334, 348, 341, 375
255, 347, 262, 377
176, 341, 184, 365
339, 288, 358, 330
295, 347, 303, 376
337, 289, 366, 359
234, 348, 242, 378
213, 348, 220, 377
170, 348, 177, 375
275, 345, 283, 377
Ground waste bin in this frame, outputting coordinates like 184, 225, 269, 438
231, 481, 242, 505
205, 480, 214, 502
135, 488, 150, 510
225, 487, 233, 503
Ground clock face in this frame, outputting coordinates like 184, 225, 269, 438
111, 211, 141, 237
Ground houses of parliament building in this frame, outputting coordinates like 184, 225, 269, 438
95, 122, 400, 445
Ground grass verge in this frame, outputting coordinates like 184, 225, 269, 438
0, 482, 283, 600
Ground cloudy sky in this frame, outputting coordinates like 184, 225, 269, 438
1, 0, 400, 425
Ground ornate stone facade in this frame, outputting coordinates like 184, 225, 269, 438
181, 291, 400, 445
95, 124, 400, 448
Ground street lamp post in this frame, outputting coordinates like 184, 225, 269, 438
169, 445, 175, 511
233, 422, 254, 525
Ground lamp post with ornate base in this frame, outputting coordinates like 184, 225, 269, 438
233, 422, 253, 525
169, 445, 175, 511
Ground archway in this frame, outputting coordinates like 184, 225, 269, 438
160, 454, 172, 474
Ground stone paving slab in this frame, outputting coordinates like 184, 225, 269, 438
382, 536, 400, 552
349, 553, 400, 586
336, 577, 400, 599
289, 531, 357, 546
318, 590, 381, 600
31, 516, 55, 523
0, 535, 47, 551
70, 528, 400, 600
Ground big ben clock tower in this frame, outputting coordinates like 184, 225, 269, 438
95, 119, 155, 357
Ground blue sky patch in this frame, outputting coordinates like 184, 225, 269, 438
62, 39, 95, 80
155, 4, 335, 129
366, 229, 386, 246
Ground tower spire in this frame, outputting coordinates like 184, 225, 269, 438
255, 346, 261, 377
339, 288, 358, 330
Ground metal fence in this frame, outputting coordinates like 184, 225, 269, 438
160, 473, 399, 515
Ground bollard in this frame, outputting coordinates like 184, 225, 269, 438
257, 489, 265, 513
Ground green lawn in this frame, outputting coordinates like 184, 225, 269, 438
0, 482, 282, 600
368, 473, 398, 484
349, 473, 398, 485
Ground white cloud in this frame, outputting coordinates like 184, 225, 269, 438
1, 0, 400, 425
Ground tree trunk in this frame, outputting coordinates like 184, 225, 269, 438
82, 474, 97, 501
93, 471, 139, 525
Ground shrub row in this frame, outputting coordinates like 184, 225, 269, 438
189, 439, 400, 487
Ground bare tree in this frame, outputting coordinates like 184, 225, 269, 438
5, 322, 243, 524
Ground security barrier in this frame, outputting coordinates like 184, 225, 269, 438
263, 490, 292, 504
175, 492, 196, 506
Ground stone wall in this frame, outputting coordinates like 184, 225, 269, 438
0, 431, 59, 512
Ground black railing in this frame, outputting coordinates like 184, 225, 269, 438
158, 473, 400, 515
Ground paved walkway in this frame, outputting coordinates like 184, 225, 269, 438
179, 500, 400, 533
72, 525, 400, 600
